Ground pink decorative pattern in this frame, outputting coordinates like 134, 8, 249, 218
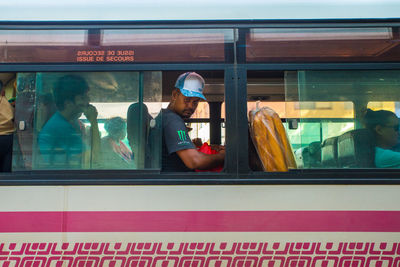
0, 242, 399, 266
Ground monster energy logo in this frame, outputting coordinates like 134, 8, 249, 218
177, 130, 187, 141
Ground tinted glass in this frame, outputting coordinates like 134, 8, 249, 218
247, 70, 400, 171
12, 71, 162, 171
0, 29, 234, 63
293, 70, 400, 169
247, 27, 400, 63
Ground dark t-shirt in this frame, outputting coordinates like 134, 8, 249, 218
161, 109, 195, 172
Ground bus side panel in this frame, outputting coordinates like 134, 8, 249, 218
0, 185, 399, 266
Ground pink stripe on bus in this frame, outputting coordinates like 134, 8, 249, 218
0, 211, 398, 232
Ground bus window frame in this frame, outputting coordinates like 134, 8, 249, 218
242, 63, 400, 184
1, 21, 400, 185
1, 64, 237, 183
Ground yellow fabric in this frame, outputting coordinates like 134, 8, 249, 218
0, 78, 16, 135
4, 78, 16, 101
0, 96, 15, 135
249, 107, 297, 172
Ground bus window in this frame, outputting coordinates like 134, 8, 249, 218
247, 71, 298, 172
0, 28, 234, 64
294, 70, 400, 169
0, 73, 17, 172
12, 71, 162, 171
102, 29, 234, 63
246, 27, 399, 63
246, 70, 400, 171
186, 102, 226, 146
188, 102, 211, 145
367, 101, 400, 115
160, 71, 225, 172
11, 70, 226, 173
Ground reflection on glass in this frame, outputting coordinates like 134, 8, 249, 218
0, 28, 234, 63
101, 117, 133, 169
36, 74, 98, 169
0, 30, 86, 46
293, 70, 400, 169
249, 28, 392, 41
12, 71, 162, 171
247, 27, 398, 63
0, 30, 88, 63
102, 29, 234, 62
247, 101, 354, 119
103, 29, 234, 45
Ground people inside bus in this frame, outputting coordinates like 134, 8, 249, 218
0, 75, 16, 172
159, 72, 225, 172
126, 102, 155, 169
36, 93, 57, 132
364, 108, 400, 168
101, 117, 133, 169
38, 75, 100, 169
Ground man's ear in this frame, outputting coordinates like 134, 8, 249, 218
375, 125, 384, 136
63, 99, 73, 110
171, 89, 179, 101
64, 97, 76, 110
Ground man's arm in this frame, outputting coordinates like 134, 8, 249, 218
176, 148, 225, 170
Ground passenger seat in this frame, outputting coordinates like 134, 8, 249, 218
337, 129, 375, 168
321, 136, 338, 168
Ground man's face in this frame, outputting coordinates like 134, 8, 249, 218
72, 91, 90, 117
376, 115, 400, 148
172, 90, 200, 118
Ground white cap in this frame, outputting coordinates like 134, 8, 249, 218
175, 72, 206, 100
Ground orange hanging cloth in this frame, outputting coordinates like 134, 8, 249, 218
249, 107, 297, 172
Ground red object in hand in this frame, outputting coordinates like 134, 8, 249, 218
195, 143, 224, 172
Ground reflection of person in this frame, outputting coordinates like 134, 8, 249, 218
364, 109, 400, 168
127, 102, 153, 169
160, 72, 225, 172
101, 117, 132, 168
36, 93, 56, 132
38, 75, 100, 169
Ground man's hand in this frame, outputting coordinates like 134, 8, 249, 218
83, 104, 98, 124
217, 148, 225, 157
210, 144, 225, 152
192, 138, 203, 147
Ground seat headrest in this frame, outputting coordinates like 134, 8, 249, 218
321, 136, 338, 168
337, 129, 375, 168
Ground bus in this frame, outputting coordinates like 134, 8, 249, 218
1, 1, 400, 266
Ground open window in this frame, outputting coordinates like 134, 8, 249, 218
160, 71, 226, 172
